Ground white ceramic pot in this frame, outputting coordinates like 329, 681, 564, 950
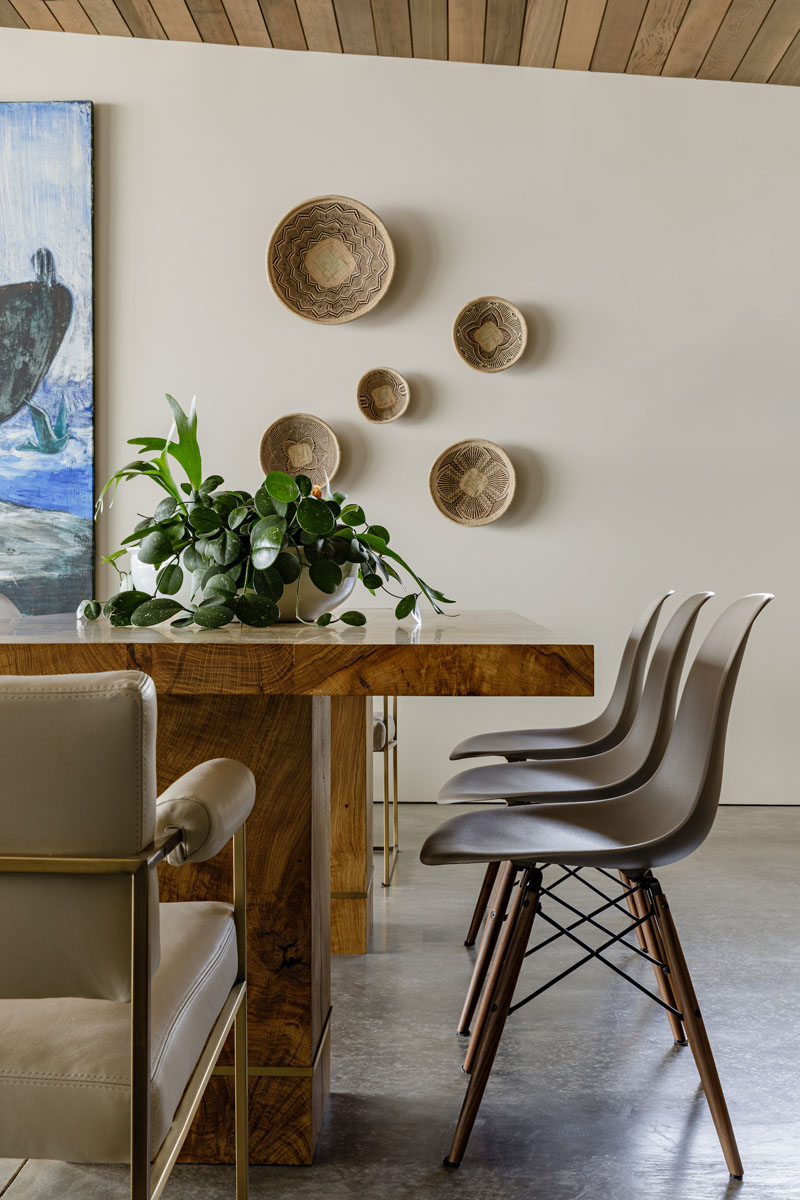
276, 559, 357, 623
129, 549, 357, 624
129, 550, 195, 609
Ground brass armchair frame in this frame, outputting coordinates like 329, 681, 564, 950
0, 825, 249, 1200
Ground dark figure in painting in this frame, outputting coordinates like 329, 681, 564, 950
0, 249, 72, 426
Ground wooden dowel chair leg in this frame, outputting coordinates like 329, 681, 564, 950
457, 862, 516, 1036
619, 870, 648, 952
630, 882, 686, 1045
463, 873, 525, 1073
446, 866, 542, 1168
392, 697, 399, 852
465, 862, 500, 947
650, 886, 744, 1179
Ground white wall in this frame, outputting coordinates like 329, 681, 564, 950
1, 29, 797, 804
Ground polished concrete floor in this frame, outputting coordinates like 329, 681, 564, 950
3, 804, 798, 1199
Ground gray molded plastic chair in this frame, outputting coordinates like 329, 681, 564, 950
420, 594, 772, 1176
450, 590, 673, 763
452, 592, 710, 950
440, 592, 712, 806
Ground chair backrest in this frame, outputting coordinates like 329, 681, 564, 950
641, 594, 773, 864
0, 671, 159, 1001
596, 591, 713, 786
576, 590, 673, 746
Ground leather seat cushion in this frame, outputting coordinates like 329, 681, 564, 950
0, 901, 237, 1163
372, 715, 397, 752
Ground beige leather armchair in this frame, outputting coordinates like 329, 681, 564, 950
0, 670, 255, 1199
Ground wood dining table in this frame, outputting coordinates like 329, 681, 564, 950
0, 608, 593, 1165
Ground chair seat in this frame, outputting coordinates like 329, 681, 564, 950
420, 790, 678, 874
449, 727, 597, 762
438, 754, 632, 805
0, 900, 237, 1164
372, 714, 397, 752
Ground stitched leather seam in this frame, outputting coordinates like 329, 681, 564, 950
0, 1074, 128, 1088
151, 919, 236, 1080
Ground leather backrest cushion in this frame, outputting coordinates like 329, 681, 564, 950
0, 671, 159, 1000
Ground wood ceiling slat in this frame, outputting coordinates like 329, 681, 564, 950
448, 0, 484, 62
332, 0, 375, 53
10, 0, 62, 28
409, 0, 446, 59
150, 0, 199, 38
734, 0, 800, 82
627, 0, 690, 75
114, 0, 166, 36
259, 0, 306, 46
371, 0, 411, 56
591, 0, 647, 72
185, 0, 234, 40
79, 0, 132, 33
554, 0, 607, 71
769, 25, 800, 82
697, 0, 773, 79
46, 0, 96, 30
519, 0, 566, 68
295, 0, 339, 50
484, 0, 525, 64
0, 0, 28, 26
661, 0, 731, 76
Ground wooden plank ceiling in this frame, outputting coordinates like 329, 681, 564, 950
2, 0, 799, 85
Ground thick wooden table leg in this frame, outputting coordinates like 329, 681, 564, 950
330, 696, 373, 955
157, 693, 331, 1165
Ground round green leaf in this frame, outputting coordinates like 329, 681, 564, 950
234, 594, 280, 628
340, 505, 366, 528
345, 538, 369, 564
103, 589, 152, 622
212, 530, 243, 567
295, 474, 313, 497
77, 599, 101, 621
170, 616, 194, 629
254, 483, 278, 518
325, 499, 341, 518
252, 545, 280, 571
193, 604, 234, 629
182, 545, 204, 572
138, 530, 174, 565
274, 551, 302, 584
200, 474, 225, 494
253, 567, 284, 601
213, 494, 239, 520
154, 497, 177, 521
296, 497, 336, 537
266, 471, 300, 504
368, 524, 390, 544
131, 598, 184, 627
188, 506, 222, 534
316, 613, 332, 627
362, 573, 383, 591
309, 559, 343, 595
229, 505, 249, 529
395, 594, 418, 620
156, 563, 184, 595
339, 611, 367, 627
203, 572, 236, 598
252, 516, 286, 549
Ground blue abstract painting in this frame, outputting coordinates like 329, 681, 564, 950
0, 101, 94, 615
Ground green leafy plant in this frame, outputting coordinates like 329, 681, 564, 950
82, 395, 454, 631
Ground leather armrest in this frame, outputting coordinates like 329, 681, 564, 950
156, 758, 255, 865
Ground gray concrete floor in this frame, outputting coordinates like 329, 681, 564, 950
3, 804, 799, 1199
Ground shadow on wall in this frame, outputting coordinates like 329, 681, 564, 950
516, 303, 555, 372
504, 446, 548, 526
365, 209, 437, 325
336, 420, 374, 488
402, 372, 435, 424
